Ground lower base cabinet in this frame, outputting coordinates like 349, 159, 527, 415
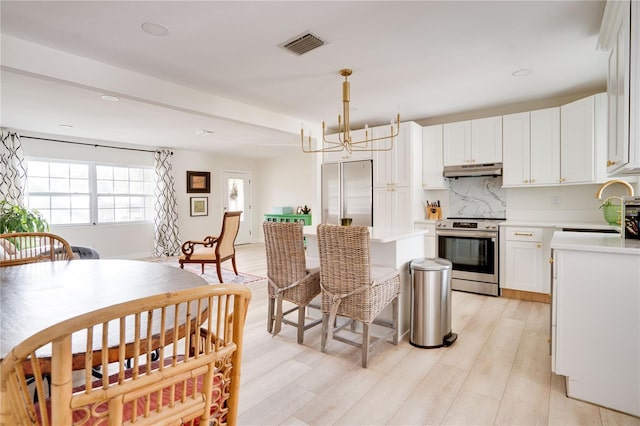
500, 226, 553, 294
552, 246, 639, 417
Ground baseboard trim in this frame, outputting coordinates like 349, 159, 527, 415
501, 288, 550, 304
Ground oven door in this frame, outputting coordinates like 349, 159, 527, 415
437, 230, 498, 283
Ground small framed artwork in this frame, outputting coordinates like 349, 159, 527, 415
190, 197, 208, 217
187, 171, 210, 193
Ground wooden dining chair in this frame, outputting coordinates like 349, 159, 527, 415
179, 211, 242, 282
0, 284, 251, 426
263, 221, 321, 344
0, 232, 74, 267
316, 224, 400, 368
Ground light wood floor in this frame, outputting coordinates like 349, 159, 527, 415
233, 243, 639, 426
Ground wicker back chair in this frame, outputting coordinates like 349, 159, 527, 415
263, 221, 321, 344
179, 211, 242, 282
0, 284, 251, 426
316, 224, 400, 368
0, 232, 74, 267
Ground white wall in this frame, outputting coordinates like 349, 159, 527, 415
254, 151, 320, 242
507, 184, 611, 222
169, 148, 257, 244
19, 132, 317, 258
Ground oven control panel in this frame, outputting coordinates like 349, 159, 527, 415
436, 219, 502, 230
452, 221, 478, 229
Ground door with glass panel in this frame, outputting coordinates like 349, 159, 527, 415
221, 171, 251, 244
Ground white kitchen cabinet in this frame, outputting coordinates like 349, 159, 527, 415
472, 116, 503, 164
600, 0, 640, 175
503, 227, 545, 293
502, 112, 530, 186
323, 128, 372, 163
560, 93, 607, 184
503, 108, 560, 187
500, 226, 553, 294
374, 186, 412, 229
372, 121, 422, 229
443, 116, 502, 166
443, 120, 471, 166
530, 108, 561, 185
551, 233, 640, 416
373, 122, 418, 188
422, 124, 447, 189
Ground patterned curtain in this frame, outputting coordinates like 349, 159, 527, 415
153, 150, 181, 256
0, 130, 27, 205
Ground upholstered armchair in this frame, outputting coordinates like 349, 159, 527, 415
179, 210, 242, 282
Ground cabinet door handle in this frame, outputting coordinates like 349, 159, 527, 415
523, 179, 529, 183
559, 177, 566, 183
607, 160, 616, 166
537, 244, 541, 248
531, 179, 535, 183
514, 232, 534, 237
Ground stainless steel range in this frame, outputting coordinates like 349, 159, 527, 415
435, 217, 503, 296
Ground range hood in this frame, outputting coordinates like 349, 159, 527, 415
443, 163, 503, 178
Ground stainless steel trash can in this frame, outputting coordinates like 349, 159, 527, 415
409, 258, 457, 348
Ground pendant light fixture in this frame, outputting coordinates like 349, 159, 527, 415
301, 69, 400, 153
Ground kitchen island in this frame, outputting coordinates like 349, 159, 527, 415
304, 226, 427, 337
550, 232, 640, 417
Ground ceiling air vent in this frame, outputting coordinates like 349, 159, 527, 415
281, 32, 325, 56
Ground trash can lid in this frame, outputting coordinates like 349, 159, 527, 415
410, 257, 452, 271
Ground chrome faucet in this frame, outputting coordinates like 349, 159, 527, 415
594, 179, 635, 199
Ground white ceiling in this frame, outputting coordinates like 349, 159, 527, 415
0, 1, 608, 159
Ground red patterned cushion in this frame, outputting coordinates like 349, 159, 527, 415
36, 357, 227, 425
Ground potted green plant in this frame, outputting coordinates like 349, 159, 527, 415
599, 196, 622, 225
0, 200, 49, 234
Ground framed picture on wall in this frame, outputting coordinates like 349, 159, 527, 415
190, 197, 208, 216
186, 171, 210, 193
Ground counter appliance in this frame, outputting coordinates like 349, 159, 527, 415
623, 196, 640, 239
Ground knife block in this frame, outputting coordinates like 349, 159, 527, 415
426, 206, 442, 220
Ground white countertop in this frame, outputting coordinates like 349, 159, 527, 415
414, 219, 438, 225
303, 225, 427, 243
500, 220, 619, 232
550, 231, 640, 255
416, 218, 619, 232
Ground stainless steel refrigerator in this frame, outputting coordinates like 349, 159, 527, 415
321, 160, 373, 226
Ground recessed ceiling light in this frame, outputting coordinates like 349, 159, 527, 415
512, 68, 533, 77
101, 95, 120, 102
58, 124, 74, 129
141, 21, 169, 36
194, 130, 214, 136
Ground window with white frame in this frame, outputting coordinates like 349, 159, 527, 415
25, 159, 155, 225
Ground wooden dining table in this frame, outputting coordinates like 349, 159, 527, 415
0, 259, 208, 363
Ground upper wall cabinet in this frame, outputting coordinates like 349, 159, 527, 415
503, 107, 560, 187
600, 0, 640, 175
443, 116, 502, 166
373, 121, 421, 188
560, 93, 607, 184
422, 124, 447, 189
323, 128, 372, 163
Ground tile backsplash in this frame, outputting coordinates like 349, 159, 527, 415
448, 176, 506, 218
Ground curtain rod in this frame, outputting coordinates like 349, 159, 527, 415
22, 136, 173, 155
